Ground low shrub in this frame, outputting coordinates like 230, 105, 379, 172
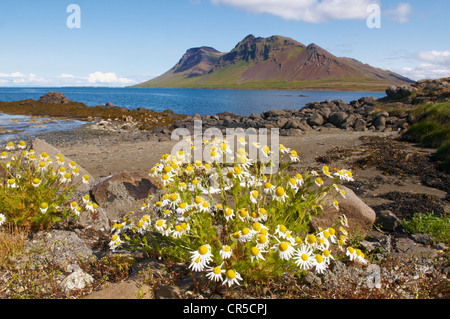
111, 138, 367, 287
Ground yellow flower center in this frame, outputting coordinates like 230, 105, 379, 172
242, 228, 250, 235
174, 225, 182, 232
307, 235, 316, 244
275, 187, 285, 197
301, 254, 309, 261
226, 270, 236, 279
315, 255, 324, 264
251, 247, 260, 256
329, 227, 336, 235
238, 208, 247, 217
253, 222, 261, 231
279, 242, 289, 252
213, 267, 222, 275
323, 249, 330, 257
279, 225, 287, 233
198, 245, 208, 255
257, 235, 266, 244
234, 166, 242, 175
156, 220, 164, 227
223, 245, 230, 252
170, 193, 178, 201
225, 208, 233, 216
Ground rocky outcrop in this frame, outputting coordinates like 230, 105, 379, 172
90, 172, 158, 222
310, 186, 377, 238
382, 77, 450, 104
172, 96, 410, 137
38, 92, 71, 104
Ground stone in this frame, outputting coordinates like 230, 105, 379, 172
353, 118, 367, 131
262, 109, 287, 118
376, 210, 403, 232
31, 138, 94, 194
83, 280, 154, 299
156, 285, 182, 299
61, 268, 94, 292
310, 186, 376, 238
37, 92, 71, 104
91, 172, 158, 222
307, 113, 324, 127
328, 112, 349, 127
373, 116, 386, 131
25, 230, 96, 270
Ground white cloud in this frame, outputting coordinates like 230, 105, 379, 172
87, 71, 136, 85
59, 73, 75, 78
211, 0, 382, 23
385, 2, 412, 23
394, 50, 450, 81
417, 51, 450, 65
0, 71, 141, 87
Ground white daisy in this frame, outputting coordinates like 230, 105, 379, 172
206, 263, 225, 282
222, 269, 242, 287
219, 245, 232, 260
0, 213, 6, 226
250, 246, 266, 262
313, 254, 328, 274
293, 244, 314, 271
271, 240, 295, 261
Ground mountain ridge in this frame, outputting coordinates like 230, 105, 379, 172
133, 34, 414, 91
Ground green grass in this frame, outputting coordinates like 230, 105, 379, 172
402, 213, 450, 245
134, 74, 393, 92
401, 101, 450, 172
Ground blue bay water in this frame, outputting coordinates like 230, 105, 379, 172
0, 87, 386, 116
0, 87, 386, 141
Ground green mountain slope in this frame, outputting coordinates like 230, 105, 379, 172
133, 34, 414, 91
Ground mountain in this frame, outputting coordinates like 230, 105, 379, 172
133, 34, 414, 91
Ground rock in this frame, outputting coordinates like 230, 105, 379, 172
78, 205, 111, 232
83, 279, 154, 299
310, 186, 376, 238
328, 112, 349, 127
262, 109, 287, 118
307, 113, 324, 127
376, 210, 403, 232
386, 85, 418, 100
104, 102, 114, 108
90, 172, 158, 221
410, 233, 434, 245
249, 113, 262, 121
61, 267, 94, 292
25, 230, 96, 270
37, 92, 71, 104
31, 138, 94, 194
373, 116, 386, 131
394, 238, 439, 258
353, 118, 367, 131
156, 285, 182, 299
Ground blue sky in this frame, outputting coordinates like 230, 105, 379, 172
0, 0, 448, 86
